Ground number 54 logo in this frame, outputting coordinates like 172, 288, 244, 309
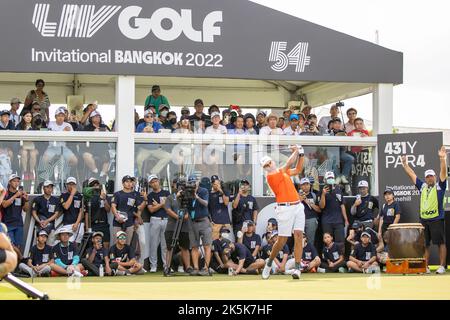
269, 41, 311, 73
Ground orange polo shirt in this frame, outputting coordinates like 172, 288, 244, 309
267, 169, 300, 203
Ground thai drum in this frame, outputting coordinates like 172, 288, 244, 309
384, 223, 425, 259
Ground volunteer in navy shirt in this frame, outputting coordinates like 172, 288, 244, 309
231, 179, 259, 232
347, 221, 379, 247
209, 175, 231, 240
106, 230, 144, 275
81, 232, 111, 276
31, 180, 60, 234
378, 188, 401, 236
51, 228, 85, 276
286, 236, 321, 273
147, 174, 170, 272
350, 180, 379, 227
298, 177, 321, 246
238, 220, 261, 258
347, 232, 378, 273
261, 231, 290, 273
18, 230, 52, 277
111, 175, 143, 245
210, 227, 231, 273
0, 174, 29, 248
59, 177, 84, 243
401, 148, 448, 274
225, 242, 265, 274
318, 232, 346, 273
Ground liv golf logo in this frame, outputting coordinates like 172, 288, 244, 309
269, 41, 311, 73
32, 3, 223, 42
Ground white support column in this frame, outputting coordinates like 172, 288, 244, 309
115, 75, 136, 190
372, 83, 394, 196
372, 83, 394, 135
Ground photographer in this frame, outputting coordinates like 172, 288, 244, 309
164, 179, 194, 276
346, 221, 379, 248
350, 180, 379, 228
31, 180, 60, 236
59, 177, 85, 244
298, 177, 321, 246
147, 174, 170, 273
209, 175, 231, 240
1, 174, 29, 249
231, 179, 259, 233
111, 175, 144, 245
30, 103, 48, 130
189, 175, 212, 276
85, 178, 111, 249
319, 171, 349, 245
81, 231, 112, 276
303, 114, 324, 136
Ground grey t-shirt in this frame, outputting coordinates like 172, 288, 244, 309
165, 193, 191, 233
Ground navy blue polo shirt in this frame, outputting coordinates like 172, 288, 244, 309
52, 242, 78, 265
261, 243, 290, 260
86, 247, 108, 267
147, 190, 170, 218
60, 192, 83, 225
212, 239, 226, 254
354, 228, 379, 245
111, 190, 143, 227
32, 195, 60, 220
1, 190, 26, 227
302, 192, 319, 220
415, 177, 447, 221
231, 243, 253, 262
209, 190, 231, 224
192, 187, 209, 220
242, 233, 261, 252
320, 187, 344, 224
29, 244, 52, 266
322, 243, 343, 263
90, 195, 110, 226
351, 242, 376, 262
231, 194, 259, 222
380, 201, 401, 226
108, 244, 135, 262
353, 195, 379, 221
302, 242, 318, 262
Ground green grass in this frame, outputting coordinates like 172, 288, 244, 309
2, 271, 450, 300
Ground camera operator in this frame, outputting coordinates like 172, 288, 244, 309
111, 175, 144, 245
319, 171, 349, 245
350, 180, 379, 228
231, 179, 259, 233
81, 231, 112, 276
147, 174, 170, 273
163, 179, 194, 276
30, 103, 47, 130
208, 175, 231, 240
188, 175, 212, 276
59, 177, 85, 244
31, 180, 60, 237
85, 178, 111, 249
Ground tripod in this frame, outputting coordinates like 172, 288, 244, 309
1, 273, 49, 300
166, 209, 187, 272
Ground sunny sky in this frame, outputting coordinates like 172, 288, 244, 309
250, 0, 450, 129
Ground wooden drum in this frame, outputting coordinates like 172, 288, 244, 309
384, 223, 426, 260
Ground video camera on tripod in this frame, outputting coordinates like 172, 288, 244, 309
176, 176, 197, 211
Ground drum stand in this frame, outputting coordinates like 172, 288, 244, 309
386, 258, 427, 274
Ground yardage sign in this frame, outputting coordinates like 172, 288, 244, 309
377, 132, 443, 222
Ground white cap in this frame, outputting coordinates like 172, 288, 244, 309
116, 230, 127, 238
89, 110, 101, 118
55, 107, 67, 116
148, 174, 159, 182
43, 180, 54, 187
88, 177, 99, 186
144, 109, 154, 117
425, 169, 436, 177
8, 174, 21, 182
260, 155, 273, 168
66, 177, 77, 184
55, 226, 74, 237
324, 171, 335, 180
358, 180, 369, 188
300, 177, 310, 185
211, 111, 221, 119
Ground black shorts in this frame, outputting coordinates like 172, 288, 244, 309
422, 219, 446, 246
165, 231, 190, 250
0, 249, 6, 264
243, 257, 256, 269
92, 224, 111, 243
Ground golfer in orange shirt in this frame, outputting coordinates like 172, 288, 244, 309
260, 145, 305, 279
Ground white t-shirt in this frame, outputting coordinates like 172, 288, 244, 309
259, 126, 284, 135
205, 124, 227, 134
283, 126, 302, 136
47, 121, 73, 147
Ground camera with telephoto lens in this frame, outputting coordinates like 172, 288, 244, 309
32, 113, 44, 129
176, 177, 196, 210
336, 101, 344, 107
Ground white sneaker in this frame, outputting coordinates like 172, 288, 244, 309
291, 269, 301, 280
178, 266, 185, 273
426, 267, 431, 274
340, 176, 349, 184
72, 271, 83, 278
150, 267, 157, 273
262, 263, 271, 280
317, 267, 326, 273
436, 266, 446, 274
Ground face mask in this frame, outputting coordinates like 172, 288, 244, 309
169, 118, 177, 125
326, 178, 335, 185
161, 111, 168, 117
